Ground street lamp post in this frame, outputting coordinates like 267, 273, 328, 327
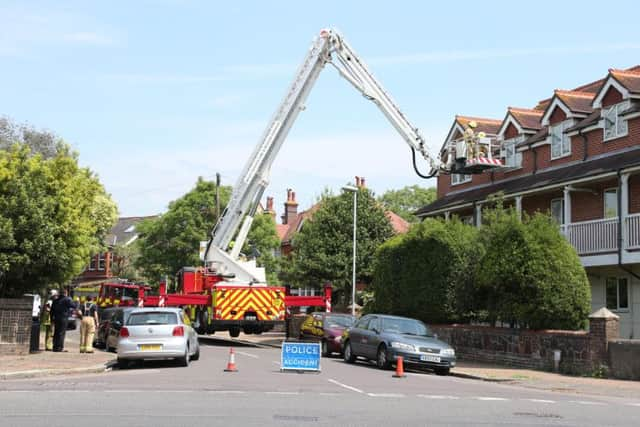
342, 185, 358, 316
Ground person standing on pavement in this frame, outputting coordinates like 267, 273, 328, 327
51, 288, 73, 352
40, 290, 56, 351
79, 296, 98, 353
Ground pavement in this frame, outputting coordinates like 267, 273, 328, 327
3, 330, 640, 400
0, 329, 116, 380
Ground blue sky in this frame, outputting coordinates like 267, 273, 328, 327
1, 0, 639, 217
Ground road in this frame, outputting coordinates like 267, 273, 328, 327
1, 337, 639, 426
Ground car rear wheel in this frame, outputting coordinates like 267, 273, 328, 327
343, 341, 356, 363
178, 347, 190, 367
321, 339, 329, 357
376, 345, 391, 370
191, 343, 200, 361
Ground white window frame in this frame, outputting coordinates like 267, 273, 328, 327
451, 173, 472, 186
551, 198, 564, 225
602, 101, 630, 141
98, 253, 106, 271
549, 121, 571, 160
606, 277, 629, 312
604, 187, 618, 219
501, 136, 524, 168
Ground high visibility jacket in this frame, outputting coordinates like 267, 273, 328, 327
301, 315, 323, 337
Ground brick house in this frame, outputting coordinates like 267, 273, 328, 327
73, 216, 155, 285
416, 66, 640, 338
266, 177, 410, 257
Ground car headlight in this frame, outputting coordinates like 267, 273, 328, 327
390, 342, 416, 352
440, 348, 455, 356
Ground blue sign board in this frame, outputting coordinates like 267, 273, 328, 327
280, 341, 321, 372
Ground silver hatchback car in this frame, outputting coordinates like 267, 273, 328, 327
116, 307, 200, 368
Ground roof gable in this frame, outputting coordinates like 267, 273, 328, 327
592, 68, 640, 108
541, 91, 594, 126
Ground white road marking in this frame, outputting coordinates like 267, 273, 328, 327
236, 351, 259, 359
569, 400, 606, 406
206, 390, 246, 394
627, 403, 640, 407
266, 391, 300, 395
319, 392, 342, 396
328, 379, 364, 394
526, 399, 555, 403
367, 393, 404, 398
418, 395, 460, 400
476, 397, 509, 401
271, 361, 281, 366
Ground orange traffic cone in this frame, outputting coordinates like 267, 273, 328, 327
224, 347, 238, 372
392, 356, 406, 378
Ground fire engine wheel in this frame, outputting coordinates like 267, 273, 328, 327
343, 341, 356, 363
229, 327, 241, 338
197, 310, 208, 335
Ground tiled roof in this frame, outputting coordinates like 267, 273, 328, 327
276, 224, 289, 241
554, 90, 595, 114
610, 68, 640, 93
516, 127, 548, 148
417, 147, 640, 216
565, 110, 601, 133
385, 211, 410, 234
105, 216, 157, 247
508, 107, 543, 131
455, 115, 502, 134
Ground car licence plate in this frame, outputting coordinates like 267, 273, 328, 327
139, 344, 162, 351
420, 354, 440, 363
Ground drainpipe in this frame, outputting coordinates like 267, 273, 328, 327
617, 169, 639, 338
532, 146, 537, 174
579, 128, 588, 161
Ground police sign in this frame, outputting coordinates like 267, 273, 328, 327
280, 341, 321, 372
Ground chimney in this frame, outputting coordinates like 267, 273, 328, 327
281, 188, 299, 225
360, 177, 366, 188
355, 176, 360, 187
355, 176, 366, 188
266, 196, 276, 219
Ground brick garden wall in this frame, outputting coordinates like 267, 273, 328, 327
0, 298, 33, 355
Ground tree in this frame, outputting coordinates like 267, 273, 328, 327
285, 187, 394, 305
111, 243, 143, 281
369, 218, 481, 323
378, 185, 436, 222
0, 143, 118, 297
244, 213, 281, 284
135, 178, 232, 281
0, 117, 65, 159
477, 207, 591, 330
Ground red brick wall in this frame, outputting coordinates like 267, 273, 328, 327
504, 123, 519, 139
522, 192, 561, 218
602, 86, 623, 108
571, 179, 617, 222
630, 174, 640, 214
589, 117, 640, 156
549, 106, 567, 125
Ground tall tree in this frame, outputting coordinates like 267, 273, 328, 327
0, 143, 118, 297
378, 185, 436, 222
285, 187, 394, 305
135, 178, 232, 281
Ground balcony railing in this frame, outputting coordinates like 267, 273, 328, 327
627, 213, 640, 250
564, 213, 640, 255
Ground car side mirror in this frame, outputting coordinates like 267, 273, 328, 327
113, 320, 122, 329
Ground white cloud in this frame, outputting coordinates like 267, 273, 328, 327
62, 31, 115, 46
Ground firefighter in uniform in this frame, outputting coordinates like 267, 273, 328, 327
79, 296, 99, 353
300, 307, 323, 339
41, 291, 55, 351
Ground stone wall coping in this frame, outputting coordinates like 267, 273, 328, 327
589, 307, 620, 320
431, 324, 589, 337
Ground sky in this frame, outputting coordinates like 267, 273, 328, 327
1, 0, 639, 218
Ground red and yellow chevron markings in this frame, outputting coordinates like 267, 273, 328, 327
216, 288, 283, 320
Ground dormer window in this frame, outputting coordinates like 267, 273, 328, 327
549, 121, 571, 159
602, 101, 630, 141
501, 136, 524, 168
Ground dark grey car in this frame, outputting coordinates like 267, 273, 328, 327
342, 314, 456, 375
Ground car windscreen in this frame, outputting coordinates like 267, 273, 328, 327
381, 318, 432, 336
325, 315, 355, 328
127, 312, 178, 326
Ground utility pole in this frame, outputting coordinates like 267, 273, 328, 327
216, 172, 221, 220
